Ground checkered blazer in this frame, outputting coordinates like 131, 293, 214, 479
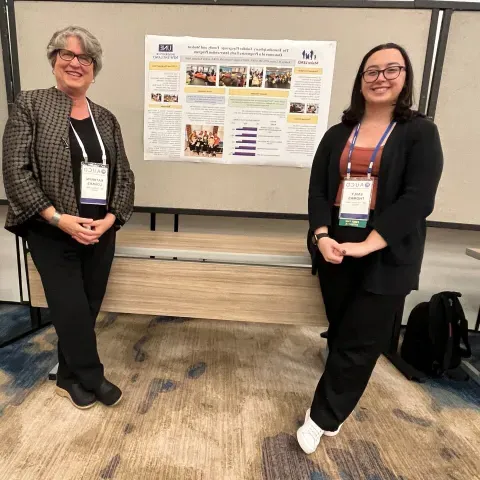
2, 87, 135, 235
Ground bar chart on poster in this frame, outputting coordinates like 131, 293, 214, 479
231, 127, 258, 159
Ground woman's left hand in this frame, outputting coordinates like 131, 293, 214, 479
339, 242, 372, 258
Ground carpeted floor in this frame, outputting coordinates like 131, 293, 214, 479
0, 303, 41, 344
0, 308, 479, 480
468, 333, 480, 374
0, 303, 51, 346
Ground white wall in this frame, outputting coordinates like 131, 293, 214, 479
0, 206, 22, 302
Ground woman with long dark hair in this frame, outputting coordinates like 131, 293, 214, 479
297, 43, 443, 454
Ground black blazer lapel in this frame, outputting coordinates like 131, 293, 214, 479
45, 88, 78, 214
376, 123, 404, 212
328, 125, 351, 204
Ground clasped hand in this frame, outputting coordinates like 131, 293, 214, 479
318, 237, 371, 264
58, 214, 115, 245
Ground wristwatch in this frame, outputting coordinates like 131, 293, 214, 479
312, 232, 329, 246
49, 211, 62, 227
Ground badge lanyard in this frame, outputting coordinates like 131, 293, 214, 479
346, 121, 395, 180
71, 102, 109, 207
70, 101, 107, 165
338, 121, 395, 228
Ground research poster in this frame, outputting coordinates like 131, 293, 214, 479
144, 36, 336, 167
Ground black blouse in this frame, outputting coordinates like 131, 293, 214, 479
69, 117, 111, 221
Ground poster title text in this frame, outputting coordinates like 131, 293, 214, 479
187, 45, 290, 58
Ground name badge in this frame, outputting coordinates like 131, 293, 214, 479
80, 162, 109, 205
339, 178, 373, 228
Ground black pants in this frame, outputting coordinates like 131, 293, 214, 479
27, 222, 115, 390
311, 255, 405, 432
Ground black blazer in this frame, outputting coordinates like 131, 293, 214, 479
308, 115, 444, 295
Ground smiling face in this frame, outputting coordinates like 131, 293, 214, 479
360, 48, 406, 107
53, 36, 94, 97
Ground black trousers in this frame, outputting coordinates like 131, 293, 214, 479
27, 222, 115, 390
311, 255, 405, 432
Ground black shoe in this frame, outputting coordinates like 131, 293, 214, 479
93, 378, 123, 406
55, 383, 96, 409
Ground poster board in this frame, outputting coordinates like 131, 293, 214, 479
431, 11, 480, 225
15, 2, 430, 213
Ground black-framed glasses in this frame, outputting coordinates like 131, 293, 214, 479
57, 49, 94, 66
361, 66, 405, 83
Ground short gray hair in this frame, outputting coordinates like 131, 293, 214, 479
47, 26, 103, 76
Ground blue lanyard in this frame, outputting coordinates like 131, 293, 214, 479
346, 121, 395, 179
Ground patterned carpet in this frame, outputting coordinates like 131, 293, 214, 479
0, 307, 479, 480
468, 333, 480, 374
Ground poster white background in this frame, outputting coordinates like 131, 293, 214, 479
144, 36, 336, 167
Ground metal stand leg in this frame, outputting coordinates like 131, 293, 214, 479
30, 306, 41, 329
461, 359, 480, 386
48, 363, 58, 381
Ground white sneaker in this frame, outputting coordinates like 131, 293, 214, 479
304, 408, 343, 437
297, 409, 324, 454
323, 423, 342, 437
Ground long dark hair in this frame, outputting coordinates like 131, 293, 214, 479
342, 43, 417, 126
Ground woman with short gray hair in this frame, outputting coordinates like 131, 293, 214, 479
2, 26, 135, 409
47, 26, 104, 76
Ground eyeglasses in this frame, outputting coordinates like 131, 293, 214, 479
361, 66, 405, 83
57, 49, 94, 66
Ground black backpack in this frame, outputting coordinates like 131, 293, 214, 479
401, 291, 472, 377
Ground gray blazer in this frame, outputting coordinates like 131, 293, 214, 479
2, 87, 135, 235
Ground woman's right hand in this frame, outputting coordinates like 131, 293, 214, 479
318, 237, 344, 264
57, 214, 98, 245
